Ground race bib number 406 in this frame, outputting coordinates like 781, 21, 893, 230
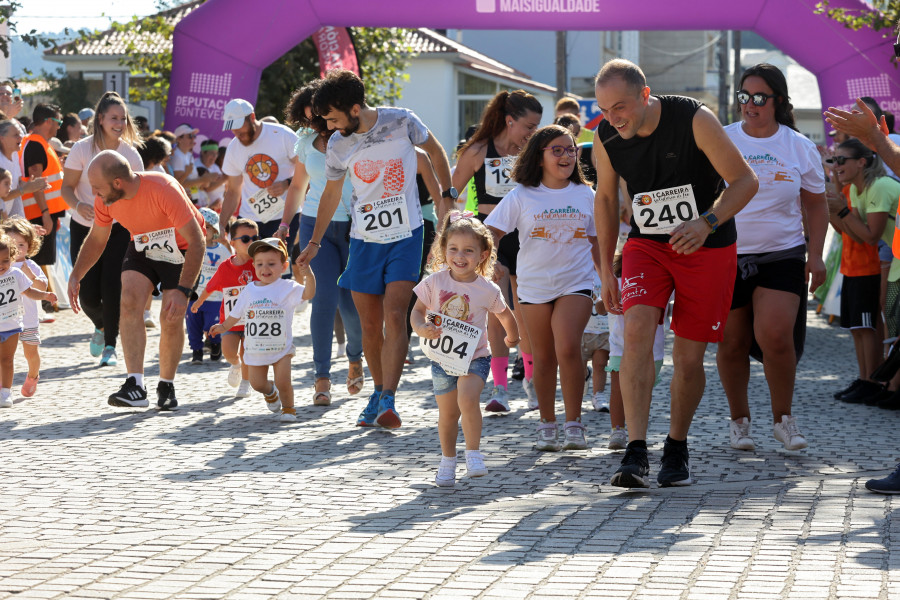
355, 193, 412, 243
633, 185, 698, 235
419, 311, 482, 377
134, 228, 184, 264
244, 308, 288, 354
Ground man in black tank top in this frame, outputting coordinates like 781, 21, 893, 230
592, 59, 758, 489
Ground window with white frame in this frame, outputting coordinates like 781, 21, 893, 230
457, 71, 499, 142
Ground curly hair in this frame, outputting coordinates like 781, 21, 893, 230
1, 217, 41, 258
429, 210, 496, 280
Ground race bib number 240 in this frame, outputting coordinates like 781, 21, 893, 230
633, 185, 698, 235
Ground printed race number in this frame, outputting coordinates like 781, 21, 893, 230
633, 185, 698, 235
223, 286, 245, 324
244, 308, 288, 354
0, 274, 19, 321
483, 156, 516, 198
355, 194, 412, 243
419, 311, 482, 377
249, 187, 285, 223
134, 228, 183, 264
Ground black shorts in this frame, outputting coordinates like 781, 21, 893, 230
731, 252, 806, 310
477, 213, 519, 276
840, 274, 880, 329
29, 212, 61, 266
121, 242, 185, 291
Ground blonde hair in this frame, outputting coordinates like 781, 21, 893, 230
1, 217, 41, 258
430, 210, 496, 279
0, 233, 19, 261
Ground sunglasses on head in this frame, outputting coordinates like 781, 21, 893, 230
543, 145, 577, 157
736, 91, 777, 106
233, 234, 259, 243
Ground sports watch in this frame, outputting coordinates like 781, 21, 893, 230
176, 285, 193, 299
700, 211, 719, 233
441, 187, 459, 200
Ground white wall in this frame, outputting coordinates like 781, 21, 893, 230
396, 58, 457, 155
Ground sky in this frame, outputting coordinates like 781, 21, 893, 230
16, 0, 160, 35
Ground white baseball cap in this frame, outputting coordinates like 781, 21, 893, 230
199, 207, 219, 232
222, 99, 254, 131
173, 124, 199, 138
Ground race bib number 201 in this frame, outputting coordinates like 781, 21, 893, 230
419, 311, 482, 377
355, 193, 412, 244
633, 185, 698, 235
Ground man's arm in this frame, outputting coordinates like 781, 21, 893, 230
221, 174, 242, 220
417, 132, 452, 194
416, 149, 444, 223
176, 218, 206, 289
825, 99, 900, 173
295, 176, 345, 268
278, 156, 308, 240
592, 130, 624, 314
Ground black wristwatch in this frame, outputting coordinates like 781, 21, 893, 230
441, 187, 459, 200
837, 207, 851, 219
176, 285, 193, 299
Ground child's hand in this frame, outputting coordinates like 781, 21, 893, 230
45, 292, 57, 305
209, 324, 223, 336
504, 335, 520, 348
190, 300, 201, 313
417, 322, 441, 340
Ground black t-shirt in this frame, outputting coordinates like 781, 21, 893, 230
23, 140, 48, 174
473, 138, 508, 207
597, 95, 734, 248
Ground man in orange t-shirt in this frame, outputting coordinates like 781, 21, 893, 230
67, 150, 206, 411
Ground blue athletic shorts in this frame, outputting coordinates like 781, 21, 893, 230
431, 355, 491, 396
339, 226, 424, 295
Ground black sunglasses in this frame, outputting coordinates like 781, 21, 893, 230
827, 155, 859, 166
736, 91, 777, 106
233, 235, 259, 243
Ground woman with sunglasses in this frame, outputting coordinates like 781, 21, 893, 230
451, 90, 542, 413
284, 81, 364, 406
485, 124, 599, 451
61, 91, 145, 366
718, 63, 828, 451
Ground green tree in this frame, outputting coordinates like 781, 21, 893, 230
0, 0, 59, 60
815, 1, 898, 34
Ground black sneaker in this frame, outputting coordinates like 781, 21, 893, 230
157, 381, 178, 410
511, 355, 525, 381
209, 343, 222, 361
190, 349, 203, 365
658, 439, 692, 487
108, 376, 149, 407
610, 446, 650, 488
834, 378, 863, 400
877, 388, 900, 410
840, 380, 884, 404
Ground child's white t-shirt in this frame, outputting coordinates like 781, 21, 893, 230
198, 243, 232, 303
13, 259, 46, 328
228, 278, 305, 366
0, 267, 34, 331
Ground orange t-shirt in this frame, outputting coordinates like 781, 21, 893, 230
839, 184, 880, 277
93, 172, 205, 249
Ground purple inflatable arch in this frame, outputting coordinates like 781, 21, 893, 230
166, 0, 900, 136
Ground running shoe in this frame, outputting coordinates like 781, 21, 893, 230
562, 420, 588, 450
729, 417, 755, 451
89, 328, 104, 357
608, 427, 627, 450
658, 440, 692, 487
465, 451, 488, 477
592, 391, 609, 412
235, 380, 251, 398
0, 393, 11, 408
773, 415, 807, 450
485, 385, 510, 413
840, 380, 886, 404
833, 378, 863, 400
376, 393, 402, 429
356, 391, 380, 427
865, 462, 900, 494
190, 349, 203, 365
279, 407, 297, 422
535, 420, 561, 452
144, 310, 157, 328
523, 378, 538, 411
100, 346, 117, 367
156, 381, 178, 411
108, 377, 148, 408
584, 366, 592, 397
227, 364, 242, 388
39, 311, 54, 324
264, 383, 282, 413
511, 354, 525, 381
209, 343, 222, 361
20, 375, 38, 398
435, 458, 456, 487
610, 445, 650, 488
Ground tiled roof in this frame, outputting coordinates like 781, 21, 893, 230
45, 0, 203, 57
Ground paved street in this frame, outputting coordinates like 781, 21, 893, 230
0, 302, 897, 599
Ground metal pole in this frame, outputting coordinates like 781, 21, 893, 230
556, 31, 567, 101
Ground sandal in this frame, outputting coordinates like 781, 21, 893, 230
346, 361, 365, 396
313, 378, 331, 406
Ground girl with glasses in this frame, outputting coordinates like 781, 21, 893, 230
484, 124, 601, 452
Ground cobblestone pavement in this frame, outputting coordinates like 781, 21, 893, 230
0, 301, 897, 600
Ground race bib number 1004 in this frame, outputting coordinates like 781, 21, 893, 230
419, 311, 482, 377
633, 185, 698, 235
134, 228, 184, 264
355, 194, 412, 243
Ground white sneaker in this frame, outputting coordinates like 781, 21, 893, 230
730, 417, 755, 451
235, 380, 251, 398
279, 408, 297, 422
465, 451, 488, 477
435, 457, 457, 487
773, 415, 807, 450
535, 420, 561, 451
0, 393, 11, 408
264, 384, 282, 413
144, 310, 157, 328
608, 426, 627, 450
485, 385, 510, 413
523, 378, 538, 410
592, 391, 609, 412
562, 420, 588, 450
227, 364, 242, 388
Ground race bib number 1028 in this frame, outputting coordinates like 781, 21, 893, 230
633, 185, 698, 235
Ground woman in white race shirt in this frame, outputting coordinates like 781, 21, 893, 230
0, 120, 46, 220
61, 91, 145, 367
718, 64, 828, 452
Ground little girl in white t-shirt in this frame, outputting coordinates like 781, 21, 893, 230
411, 210, 519, 487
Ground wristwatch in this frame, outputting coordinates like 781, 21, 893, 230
837, 206, 851, 219
700, 211, 719, 233
176, 285, 193, 299
441, 187, 459, 200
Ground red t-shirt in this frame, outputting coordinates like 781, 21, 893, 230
204, 256, 257, 331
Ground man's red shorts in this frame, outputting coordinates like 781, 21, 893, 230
621, 237, 737, 343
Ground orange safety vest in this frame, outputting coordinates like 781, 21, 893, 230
20, 134, 68, 220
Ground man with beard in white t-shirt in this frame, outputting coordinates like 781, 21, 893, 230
220, 100, 304, 244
